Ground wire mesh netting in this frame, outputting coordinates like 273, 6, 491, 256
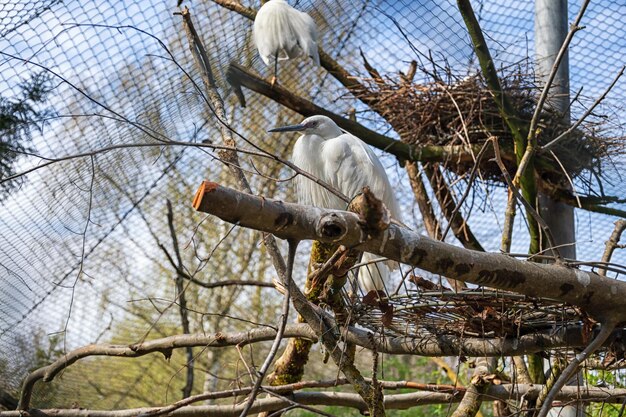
1, 0, 625, 411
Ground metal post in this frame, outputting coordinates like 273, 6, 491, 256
535, 2, 580, 417
535, 0, 576, 261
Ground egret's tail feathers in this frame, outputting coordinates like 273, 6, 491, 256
306, 40, 320, 66
358, 252, 389, 294
295, 15, 319, 66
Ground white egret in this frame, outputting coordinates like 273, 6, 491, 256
269, 115, 401, 293
252, 0, 320, 86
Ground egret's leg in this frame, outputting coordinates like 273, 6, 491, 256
271, 55, 278, 88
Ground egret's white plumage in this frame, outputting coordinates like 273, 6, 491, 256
253, 0, 320, 68
269, 115, 400, 293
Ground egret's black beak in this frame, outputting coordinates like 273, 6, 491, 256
267, 123, 306, 133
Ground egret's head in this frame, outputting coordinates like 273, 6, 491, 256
268, 115, 342, 139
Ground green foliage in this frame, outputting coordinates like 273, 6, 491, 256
585, 369, 626, 417
0, 71, 53, 196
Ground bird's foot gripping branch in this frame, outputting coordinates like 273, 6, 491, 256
193, 180, 626, 323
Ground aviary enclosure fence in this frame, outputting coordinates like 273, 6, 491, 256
0, 0, 625, 416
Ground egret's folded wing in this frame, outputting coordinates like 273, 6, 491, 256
292, 134, 345, 209
322, 134, 401, 220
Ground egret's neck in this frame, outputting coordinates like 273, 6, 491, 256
314, 124, 343, 140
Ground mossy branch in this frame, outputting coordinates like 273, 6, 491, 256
456, 0, 540, 254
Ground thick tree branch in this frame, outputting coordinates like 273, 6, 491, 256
227, 62, 490, 166
451, 358, 491, 417
193, 181, 626, 321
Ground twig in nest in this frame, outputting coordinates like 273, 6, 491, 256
542, 65, 625, 151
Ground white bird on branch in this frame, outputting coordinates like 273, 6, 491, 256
253, 0, 320, 86
269, 115, 401, 294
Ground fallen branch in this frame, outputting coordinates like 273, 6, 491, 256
193, 181, 626, 320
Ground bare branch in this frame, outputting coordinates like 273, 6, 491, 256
492, 138, 562, 261
17, 316, 626, 411
165, 200, 194, 399
500, 189, 517, 254
16, 325, 317, 410
599, 220, 626, 276
425, 164, 484, 251
238, 241, 296, 417
405, 162, 443, 240
438, 140, 492, 243
9, 384, 626, 417
528, 0, 591, 151
513, 1, 591, 206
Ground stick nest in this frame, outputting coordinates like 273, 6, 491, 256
355, 71, 624, 188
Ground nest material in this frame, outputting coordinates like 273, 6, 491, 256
357, 72, 622, 187
348, 286, 585, 340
